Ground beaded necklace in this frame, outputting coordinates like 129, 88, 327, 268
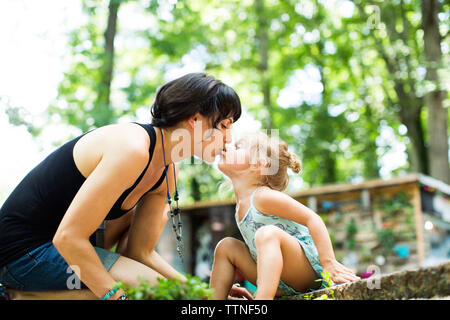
160, 128, 184, 262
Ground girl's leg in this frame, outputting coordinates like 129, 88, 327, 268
254, 225, 319, 300
209, 237, 284, 300
210, 237, 257, 300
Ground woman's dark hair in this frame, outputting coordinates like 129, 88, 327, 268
150, 73, 241, 128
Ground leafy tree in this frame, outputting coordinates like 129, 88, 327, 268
5, 0, 448, 202
47, 0, 128, 133
352, 0, 449, 183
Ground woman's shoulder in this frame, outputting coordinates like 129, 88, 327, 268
109, 122, 150, 144
73, 123, 151, 178
86, 123, 151, 153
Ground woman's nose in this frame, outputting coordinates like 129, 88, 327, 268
224, 129, 232, 144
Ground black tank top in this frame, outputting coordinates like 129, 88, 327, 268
0, 122, 167, 267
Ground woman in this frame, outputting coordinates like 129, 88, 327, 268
0, 73, 248, 300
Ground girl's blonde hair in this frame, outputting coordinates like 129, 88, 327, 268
245, 132, 301, 191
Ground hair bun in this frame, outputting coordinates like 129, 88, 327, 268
288, 152, 302, 174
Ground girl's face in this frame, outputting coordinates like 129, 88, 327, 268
217, 137, 252, 175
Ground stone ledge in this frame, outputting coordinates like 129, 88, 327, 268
281, 261, 450, 300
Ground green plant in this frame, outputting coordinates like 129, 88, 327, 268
302, 271, 335, 300
116, 274, 215, 300
376, 227, 397, 255
360, 246, 373, 264
335, 211, 344, 223
345, 218, 358, 249
378, 192, 412, 214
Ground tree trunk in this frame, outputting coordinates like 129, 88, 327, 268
397, 98, 429, 175
357, 55, 381, 179
380, 46, 429, 176
363, 104, 381, 179
95, 0, 121, 126
421, 0, 449, 183
254, 0, 273, 130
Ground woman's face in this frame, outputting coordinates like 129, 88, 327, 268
192, 116, 234, 163
217, 137, 252, 175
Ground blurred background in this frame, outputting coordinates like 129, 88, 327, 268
0, 0, 449, 286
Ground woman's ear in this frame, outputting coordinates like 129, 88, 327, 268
187, 113, 200, 129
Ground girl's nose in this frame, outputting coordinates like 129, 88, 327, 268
224, 143, 235, 151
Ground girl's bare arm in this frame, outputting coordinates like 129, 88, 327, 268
253, 187, 360, 283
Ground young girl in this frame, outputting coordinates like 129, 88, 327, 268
210, 132, 360, 300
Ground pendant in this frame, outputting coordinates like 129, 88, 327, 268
176, 240, 184, 262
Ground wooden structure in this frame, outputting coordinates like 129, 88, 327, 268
157, 173, 450, 277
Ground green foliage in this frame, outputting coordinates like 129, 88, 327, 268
378, 192, 412, 214
302, 271, 335, 300
178, 159, 232, 204
376, 227, 398, 255
7, 0, 447, 202
345, 218, 358, 249
373, 192, 415, 253
116, 274, 215, 300
4, 105, 42, 137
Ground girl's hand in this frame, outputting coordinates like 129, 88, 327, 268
322, 259, 360, 285
227, 285, 254, 300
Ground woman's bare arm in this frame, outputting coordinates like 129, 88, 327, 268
53, 138, 149, 299
125, 163, 187, 282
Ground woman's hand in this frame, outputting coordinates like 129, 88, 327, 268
227, 285, 254, 300
322, 259, 360, 285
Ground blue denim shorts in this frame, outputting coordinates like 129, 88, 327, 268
0, 241, 121, 291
